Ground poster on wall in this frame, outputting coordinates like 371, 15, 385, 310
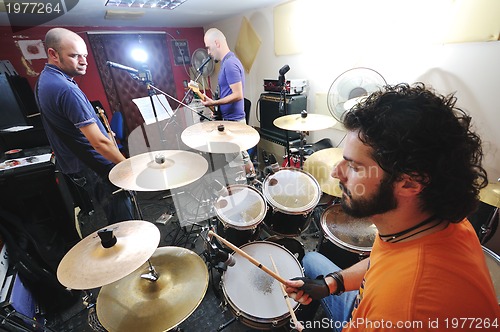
171, 40, 191, 66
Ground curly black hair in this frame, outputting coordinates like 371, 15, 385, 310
343, 82, 487, 222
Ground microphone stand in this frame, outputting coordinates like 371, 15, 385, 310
278, 74, 291, 166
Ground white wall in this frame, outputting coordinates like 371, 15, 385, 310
205, 0, 500, 182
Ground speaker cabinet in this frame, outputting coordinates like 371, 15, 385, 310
259, 93, 307, 145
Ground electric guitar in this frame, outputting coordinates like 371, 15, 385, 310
96, 106, 118, 148
187, 80, 221, 120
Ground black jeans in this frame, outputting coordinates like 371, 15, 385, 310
67, 167, 134, 227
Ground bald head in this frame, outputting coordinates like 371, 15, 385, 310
44, 28, 88, 78
204, 28, 230, 61
45, 28, 83, 53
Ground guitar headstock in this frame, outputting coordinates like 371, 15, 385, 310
188, 80, 200, 93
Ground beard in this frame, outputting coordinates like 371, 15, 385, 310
340, 175, 397, 218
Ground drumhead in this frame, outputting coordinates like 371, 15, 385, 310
483, 246, 500, 304
263, 168, 321, 214
215, 185, 266, 230
321, 204, 377, 254
221, 241, 303, 320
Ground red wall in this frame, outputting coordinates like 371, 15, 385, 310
0, 25, 205, 119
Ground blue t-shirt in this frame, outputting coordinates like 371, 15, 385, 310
36, 64, 112, 174
218, 52, 245, 121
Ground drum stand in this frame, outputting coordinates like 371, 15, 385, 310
480, 206, 498, 244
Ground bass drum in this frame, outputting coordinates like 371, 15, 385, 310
215, 185, 267, 248
262, 168, 321, 237
221, 241, 304, 330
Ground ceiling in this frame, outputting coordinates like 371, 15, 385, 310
0, 0, 287, 28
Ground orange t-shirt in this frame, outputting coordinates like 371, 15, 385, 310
343, 219, 500, 331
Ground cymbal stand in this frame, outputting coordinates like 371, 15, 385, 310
480, 206, 498, 244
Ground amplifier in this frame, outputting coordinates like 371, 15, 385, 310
263, 79, 307, 95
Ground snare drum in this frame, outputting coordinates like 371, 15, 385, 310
221, 241, 304, 329
215, 185, 267, 247
319, 204, 377, 268
262, 168, 321, 237
483, 246, 500, 304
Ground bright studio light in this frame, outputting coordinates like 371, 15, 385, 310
131, 48, 148, 63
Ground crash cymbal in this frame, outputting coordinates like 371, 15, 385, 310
97, 246, 208, 332
480, 182, 500, 208
273, 112, 337, 131
109, 150, 208, 191
57, 220, 160, 290
181, 121, 260, 153
303, 148, 343, 197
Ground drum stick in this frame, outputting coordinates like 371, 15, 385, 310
270, 255, 304, 332
208, 231, 287, 285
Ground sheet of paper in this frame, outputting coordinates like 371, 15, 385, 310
132, 94, 173, 125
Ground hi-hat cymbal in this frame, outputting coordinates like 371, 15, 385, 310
303, 148, 343, 197
480, 182, 500, 208
97, 246, 208, 332
181, 121, 260, 153
109, 150, 208, 191
273, 112, 337, 131
57, 220, 160, 290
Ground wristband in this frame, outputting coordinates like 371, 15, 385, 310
326, 271, 345, 295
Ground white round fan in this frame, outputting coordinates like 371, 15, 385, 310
327, 67, 387, 122
191, 48, 214, 77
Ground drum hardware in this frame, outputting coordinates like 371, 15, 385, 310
270, 255, 304, 332
209, 231, 288, 285
57, 220, 161, 290
96, 246, 208, 332
478, 181, 500, 244
303, 147, 344, 198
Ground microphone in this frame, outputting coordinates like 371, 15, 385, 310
214, 247, 236, 267
106, 61, 139, 75
269, 153, 280, 174
279, 64, 290, 76
197, 56, 212, 73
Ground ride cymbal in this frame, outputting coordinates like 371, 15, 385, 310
109, 150, 208, 191
97, 246, 209, 332
273, 112, 337, 132
480, 182, 500, 208
181, 121, 260, 153
57, 220, 160, 290
303, 148, 343, 197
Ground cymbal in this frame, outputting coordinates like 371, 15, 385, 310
480, 182, 500, 208
97, 246, 208, 332
303, 148, 343, 197
273, 112, 337, 131
181, 121, 260, 153
109, 150, 208, 191
57, 220, 160, 290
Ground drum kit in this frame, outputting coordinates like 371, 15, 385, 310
56, 109, 500, 331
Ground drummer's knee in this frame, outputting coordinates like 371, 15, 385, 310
302, 251, 342, 279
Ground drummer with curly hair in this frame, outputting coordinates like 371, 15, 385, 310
285, 83, 500, 331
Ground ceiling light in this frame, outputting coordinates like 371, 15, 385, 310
105, 0, 187, 10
